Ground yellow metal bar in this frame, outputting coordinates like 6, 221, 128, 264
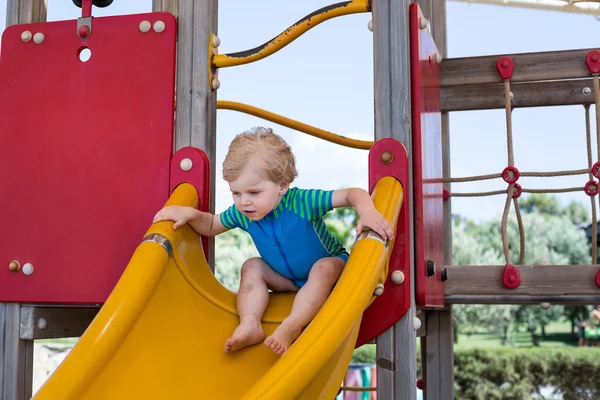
212, 0, 370, 68
217, 100, 374, 150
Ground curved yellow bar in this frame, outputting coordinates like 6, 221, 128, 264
213, 0, 370, 68
34, 178, 403, 400
218, 100, 374, 150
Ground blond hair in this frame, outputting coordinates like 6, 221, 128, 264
222, 127, 298, 184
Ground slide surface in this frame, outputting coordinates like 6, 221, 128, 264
34, 179, 402, 400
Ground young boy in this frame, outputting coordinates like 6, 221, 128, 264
153, 127, 393, 355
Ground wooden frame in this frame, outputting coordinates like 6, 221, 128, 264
372, 0, 417, 398
441, 78, 595, 112
440, 48, 596, 87
19, 306, 99, 340
445, 264, 600, 304
153, 0, 217, 269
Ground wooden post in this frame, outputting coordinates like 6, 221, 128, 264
2, 4, 46, 399
418, 1, 455, 399
6, 0, 46, 27
1, 304, 34, 400
153, 0, 218, 269
372, 0, 416, 399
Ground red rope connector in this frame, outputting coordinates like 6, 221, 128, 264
595, 270, 600, 288
496, 56, 515, 80
416, 379, 426, 390
443, 189, 450, 201
592, 161, 600, 180
585, 180, 599, 196
509, 183, 522, 198
502, 166, 520, 184
585, 50, 600, 74
502, 264, 521, 289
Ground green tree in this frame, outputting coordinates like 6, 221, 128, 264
452, 194, 592, 346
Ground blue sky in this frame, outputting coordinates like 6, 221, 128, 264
1, 1, 599, 222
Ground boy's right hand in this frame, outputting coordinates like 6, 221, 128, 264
153, 206, 198, 230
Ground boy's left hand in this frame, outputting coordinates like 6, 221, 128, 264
356, 209, 394, 241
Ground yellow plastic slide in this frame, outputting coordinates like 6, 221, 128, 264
34, 178, 403, 399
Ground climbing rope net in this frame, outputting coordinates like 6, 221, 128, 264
449, 0, 600, 16
445, 53, 600, 270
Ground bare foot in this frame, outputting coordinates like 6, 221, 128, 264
224, 319, 265, 353
264, 320, 302, 355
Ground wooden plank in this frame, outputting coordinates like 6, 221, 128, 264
424, 311, 440, 398
1, 303, 33, 400
174, 0, 217, 269
441, 48, 597, 87
441, 78, 595, 112
445, 265, 600, 304
372, 0, 416, 399
438, 308, 454, 396
6, 0, 46, 26
19, 306, 99, 340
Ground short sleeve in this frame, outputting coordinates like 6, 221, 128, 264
219, 205, 250, 231
288, 188, 333, 221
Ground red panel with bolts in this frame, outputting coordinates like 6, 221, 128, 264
355, 139, 411, 347
0, 12, 177, 303
170, 147, 211, 261
409, 3, 445, 308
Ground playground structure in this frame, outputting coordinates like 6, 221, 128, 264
0, 0, 599, 399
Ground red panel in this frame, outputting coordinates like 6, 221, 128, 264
0, 13, 177, 303
170, 147, 211, 261
409, 3, 445, 308
356, 139, 410, 347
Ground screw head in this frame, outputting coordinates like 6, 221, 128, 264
21, 31, 32, 42
153, 21, 165, 33
380, 151, 393, 164
139, 21, 151, 33
583, 87, 592, 95
33, 33, 44, 44
9, 260, 20, 272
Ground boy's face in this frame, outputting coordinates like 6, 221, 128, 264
228, 160, 288, 221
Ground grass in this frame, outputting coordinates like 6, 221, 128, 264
455, 320, 579, 349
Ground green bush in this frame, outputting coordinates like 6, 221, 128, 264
454, 347, 600, 400
352, 346, 600, 399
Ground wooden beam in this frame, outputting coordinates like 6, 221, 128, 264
372, 0, 416, 399
152, 0, 178, 16
6, 0, 46, 26
441, 78, 595, 112
0, 304, 33, 400
445, 265, 600, 304
440, 48, 597, 87
167, 0, 217, 269
19, 306, 99, 340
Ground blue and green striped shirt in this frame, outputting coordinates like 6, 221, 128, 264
220, 187, 349, 287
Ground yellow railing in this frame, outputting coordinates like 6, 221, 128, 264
212, 0, 370, 68
217, 100, 374, 150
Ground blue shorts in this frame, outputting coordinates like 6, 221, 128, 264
292, 252, 349, 289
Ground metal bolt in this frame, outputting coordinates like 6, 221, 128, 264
33, 33, 44, 44
367, 20, 373, 31
153, 21, 165, 33
374, 283, 384, 296
22, 263, 34, 275
139, 21, 151, 33
583, 87, 592, 95
381, 151, 393, 164
391, 270, 405, 285
180, 158, 193, 172
37, 318, 47, 329
9, 260, 20, 272
21, 31, 32, 42
211, 35, 221, 47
